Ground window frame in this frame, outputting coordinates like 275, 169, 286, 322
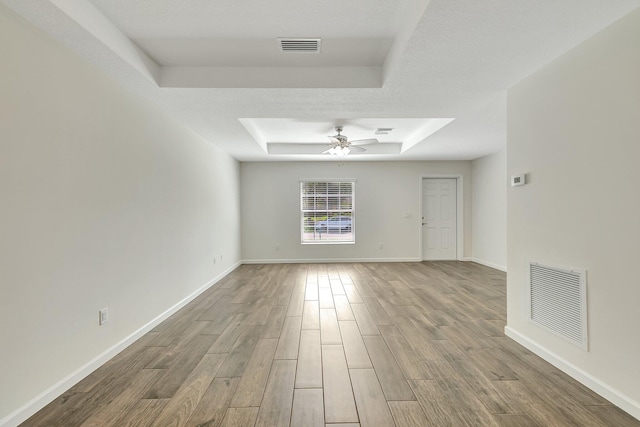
300, 180, 356, 245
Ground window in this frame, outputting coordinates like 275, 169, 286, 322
301, 181, 355, 243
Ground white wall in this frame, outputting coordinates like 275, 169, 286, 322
471, 150, 506, 271
241, 161, 472, 262
506, 8, 640, 419
0, 5, 241, 424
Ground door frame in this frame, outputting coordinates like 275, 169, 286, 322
419, 175, 464, 261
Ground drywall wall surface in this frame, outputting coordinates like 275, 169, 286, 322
471, 149, 506, 270
240, 161, 472, 262
507, 8, 640, 414
0, 5, 241, 422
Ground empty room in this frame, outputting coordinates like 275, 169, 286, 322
1, 1, 639, 426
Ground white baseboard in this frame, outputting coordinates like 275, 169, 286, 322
242, 258, 504, 269
242, 257, 422, 264
504, 326, 640, 422
468, 257, 507, 272
0, 262, 241, 427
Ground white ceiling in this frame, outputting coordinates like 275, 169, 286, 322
3, 0, 639, 161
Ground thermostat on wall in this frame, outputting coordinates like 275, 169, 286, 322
511, 174, 525, 186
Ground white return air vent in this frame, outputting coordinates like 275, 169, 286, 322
277, 38, 321, 53
527, 261, 588, 350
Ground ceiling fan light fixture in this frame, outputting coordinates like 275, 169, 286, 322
324, 125, 377, 156
327, 145, 350, 156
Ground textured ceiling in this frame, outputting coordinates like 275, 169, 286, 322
3, 0, 639, 161
86, 0, 404, 38
134, 38, 393, 67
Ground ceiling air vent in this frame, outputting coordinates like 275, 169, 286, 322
375, 128, 394, 135
277, 38, 321, 53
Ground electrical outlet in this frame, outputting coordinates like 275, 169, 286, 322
379, 242, 384, 249
99, 308, 108, 325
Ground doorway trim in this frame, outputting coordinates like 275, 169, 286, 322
419, 175, 464, 261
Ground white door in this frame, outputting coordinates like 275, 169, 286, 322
422, 178, 457, 260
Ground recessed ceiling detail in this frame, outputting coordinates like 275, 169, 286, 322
21, 0, 402, 88
238, 118, 455, 156
4, 0, 637, 160
278, 38, 321, 53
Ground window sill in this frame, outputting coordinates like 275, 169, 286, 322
301, 241, 355, 245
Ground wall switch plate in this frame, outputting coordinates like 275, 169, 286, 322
99, 308, 108, 325
511, 174, 526, 186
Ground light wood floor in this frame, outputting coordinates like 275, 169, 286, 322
23, 262, 639, 426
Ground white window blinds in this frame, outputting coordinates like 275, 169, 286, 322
301, 181, 355, 243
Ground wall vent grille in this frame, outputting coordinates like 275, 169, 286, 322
278, 38, 321, 53
528, 261, 588, 350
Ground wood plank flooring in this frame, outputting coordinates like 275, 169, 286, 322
22, 262, 640, 426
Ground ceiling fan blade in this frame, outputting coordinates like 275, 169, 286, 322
328, 137, 340, 143
349, 138, 378, 146
349, 145, 366, 152
322, 148, 333, 154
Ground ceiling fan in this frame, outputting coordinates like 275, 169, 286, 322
322, 126, 378, 155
